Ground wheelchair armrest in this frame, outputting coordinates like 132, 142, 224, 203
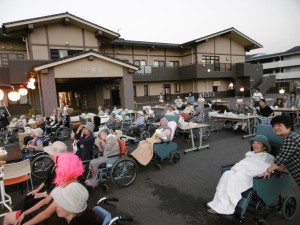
253, 170, 289, 180
107, 153, 120, 158
220, 162, 236, 169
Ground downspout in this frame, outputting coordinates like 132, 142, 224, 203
22, 37, 30, 59
37, 72, 44, 115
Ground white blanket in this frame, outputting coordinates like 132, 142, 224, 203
208, 151, 274, 215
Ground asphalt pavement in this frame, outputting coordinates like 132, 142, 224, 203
1, 125, 300, 225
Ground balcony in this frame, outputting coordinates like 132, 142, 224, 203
133, 63, 239, 82
263, 58, 300, 69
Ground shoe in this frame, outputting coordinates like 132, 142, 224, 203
207, 208, 218, 214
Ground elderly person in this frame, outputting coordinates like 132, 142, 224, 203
128, 111, 145, 137
26, 128, 44, 151
207, 135, 274, 215
259, 115, 300, 187
92, 116, 101, 132
174, 95, 183, 110
51, 183, 98, 224
186, 92, 195, 106
111, 115, 122, 131
131, 117, 171, 166
17, 114, 27, 129
105, 113, 116, 129
75, 122, 95, 161
5, 153, 84, 225
165, 105, 177, 116
85, 129, 120, 188
98, 106, 104, 116
4, 141, 68, 225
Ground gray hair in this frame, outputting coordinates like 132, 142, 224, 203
160, 117, 168, 123
98, 129, 109, 137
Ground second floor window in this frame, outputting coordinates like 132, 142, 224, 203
153, 61, 165, 67
134, 60, 146, 66
169, 61, 179, 67
50, 49, 82, 59
133, 85, 137, 97
202, 56, 219, 64
0, 53, 24, 67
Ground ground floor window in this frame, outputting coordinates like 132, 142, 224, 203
174, 83, 181, 93
144, 85, 149, 96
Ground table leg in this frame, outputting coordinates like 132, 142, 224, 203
184, 129, 197, 153
243, 118, 252, 139
184, 128, 209, 154
198, 127, 209, 150
0, 178, 12, 217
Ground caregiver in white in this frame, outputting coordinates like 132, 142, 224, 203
207, 135, 274, 215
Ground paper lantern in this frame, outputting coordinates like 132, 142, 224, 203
0, 89, 4, 101
8, 90, 21, 101
18, 87, 28, 96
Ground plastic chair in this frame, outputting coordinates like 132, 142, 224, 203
3, 159, 33, 194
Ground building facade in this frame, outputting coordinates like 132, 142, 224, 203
0, 12, 264, 116
246, 46, 300, 94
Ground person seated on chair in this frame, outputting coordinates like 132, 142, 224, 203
183, 107, 204, 142
207, 135, 274, 215
273, 98, 284, 108
105, 113, 116, 130
85, 129, 120, 188
17, 114, 27, 129
75, 122, 95, 161
36, 116, 46, 132
6, 117, 18, 131
165, 105, 178, 116
131, 117, 171, 166
92, 115, 101, 132
258, 99, 274, 117
127, 111, 145, 137
144, 106, 155, 119
26, 128, 44, 151
233, 102, 253, 131
51, 182, 98, 225
111, 115, 122, 132
259, 115, 300, 187
51, 116, 63, 133
4, 153, 84, 225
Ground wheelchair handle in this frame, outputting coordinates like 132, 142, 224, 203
97, 197, 119, 205
119, 216, 133, 221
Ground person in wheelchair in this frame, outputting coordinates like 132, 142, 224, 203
50, 116, 63, 133
207, 135, 274, 215
4, 153, 84, 225
25, 128, 44, 151
127, 111, 145, 137
6, 117, 18, 131
131, 117, 171, 166
85, 129, 120, 188
259, 115, 300, 187
74, 122, 95, 161
51, 182, 98, 225
111, 115, 122, 132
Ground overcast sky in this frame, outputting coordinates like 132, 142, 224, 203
1, 0, 299, 54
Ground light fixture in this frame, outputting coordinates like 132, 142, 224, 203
240, 86, 245, 92
279, 88, 285, 94
0, 89, 4, 101
18, 87, 28, 96
8, 89, 20, 101
30, 78, 36, 83
207, 68, 211, 72
229, 82, 233, 90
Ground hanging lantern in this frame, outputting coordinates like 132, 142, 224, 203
18, 87, 28, 96
0, 89, 4, 101
30, 78, 36, 83
31, 85, 36, 90
8, 90, 21, 101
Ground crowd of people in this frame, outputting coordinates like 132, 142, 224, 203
1, 91, 300, 224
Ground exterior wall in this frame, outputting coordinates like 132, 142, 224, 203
231, 39, 245, 63
84, 30, 98, 48
30, 26, 47, 44
32, 46, 48, 59
47, 24, 83, 46
54, 57, 123, 78
120, 69, 134, 109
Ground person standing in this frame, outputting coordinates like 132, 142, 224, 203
286, 91, 299, 107
186, 92, 195, 106
174, 95, 183, 110
260, 115, 300, 187
158, 92, 164, 106
252, 88, 263, 107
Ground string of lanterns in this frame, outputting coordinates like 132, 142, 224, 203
0, 77, 36, 102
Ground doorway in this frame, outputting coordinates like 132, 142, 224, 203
163, 84, 171, 101
58, 91, 73, 107
111, 89, 120, 106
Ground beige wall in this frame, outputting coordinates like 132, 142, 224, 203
54, 57, 124, 78
32, 46, 48, 60
30, 26, 47, 44
47, 24, 83, 46
84, 30, 98, 47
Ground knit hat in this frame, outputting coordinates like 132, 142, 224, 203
248, 135, 271, 152
115, 115, 123, 121
194, 107, 202, 113
31, 128, 43, 137
83, 122, 95, 133
44, 141, 67, 156
51, 182, 88, 213
137, 111, 144, 116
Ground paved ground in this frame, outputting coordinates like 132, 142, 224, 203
1, 123, 299, 225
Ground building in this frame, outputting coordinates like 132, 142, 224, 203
0, 12, 264, 116
246, 46, 300, 94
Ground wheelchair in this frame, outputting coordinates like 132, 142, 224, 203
47, 125, 71, 141
220, 124, 297, 225
123, 120, 181, 170
86, 139, 138, 192
93, 197, 133, 225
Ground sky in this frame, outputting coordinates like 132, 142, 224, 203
1, 0, 299, 55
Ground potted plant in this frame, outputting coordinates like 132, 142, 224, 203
28, 108, 35, 117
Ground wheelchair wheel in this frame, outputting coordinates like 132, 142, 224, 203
56, 127, 71, 140
281, 195, 297, 219
110, 157, 138, 187
169, 151, 180, 165
31, 154, 55, 179
140, 131, 150, 140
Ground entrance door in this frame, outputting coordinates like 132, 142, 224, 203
58, 91, 73, 107
111, 89, 120, 106
163, 84, 171, 101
